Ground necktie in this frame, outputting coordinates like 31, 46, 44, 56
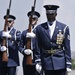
8, 27, 10, 31
49, 22, 53, 26
32, 26, 34, 29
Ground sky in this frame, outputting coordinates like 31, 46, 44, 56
0, 0, 75, 75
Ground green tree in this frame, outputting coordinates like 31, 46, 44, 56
72, 58, 75, 69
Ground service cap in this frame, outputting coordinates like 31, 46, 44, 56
27, 11, 40, 18
44, 5, 59, 14
4, 15, 16, 21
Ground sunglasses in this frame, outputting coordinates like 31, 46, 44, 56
8, 20, 13, 23
33, 18, 38, 20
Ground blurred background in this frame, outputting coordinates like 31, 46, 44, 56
0, 0, 75, 75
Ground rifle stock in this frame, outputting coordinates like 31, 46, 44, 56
25, 0, 36, 65
2, 0, 12, 62
2, 13, 8, 62
26, 15, 33, 65
2, 9, 10, 62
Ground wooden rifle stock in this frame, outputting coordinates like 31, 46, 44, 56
2, 0, 12, 62
25, 0, 36, 65
2, 17, 8, 62
26, 15, 33, 65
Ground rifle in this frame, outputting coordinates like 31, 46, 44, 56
26, 0, 36, 65
2, 0, 12, 62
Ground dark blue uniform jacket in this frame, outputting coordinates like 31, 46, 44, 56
0, 28, 21, 67
35, 21, 71, 70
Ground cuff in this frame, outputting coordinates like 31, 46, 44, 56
66, 62, 72, 68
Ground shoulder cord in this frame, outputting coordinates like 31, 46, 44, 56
63, 25, 68, 36
15, 29, 17, 41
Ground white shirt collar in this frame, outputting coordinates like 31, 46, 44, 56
8, 27, 14, 33
47, 20, 56, 27
47, 20, 56, 38
32, 25, 37, 31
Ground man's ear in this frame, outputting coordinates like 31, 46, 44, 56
55, 13, 57, 16
12, 21, 14, 25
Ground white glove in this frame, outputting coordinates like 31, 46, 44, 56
35, 63, 42, 73
2, 31, 11, 38
24, 49, 32, 55
1, 46, 7, 52
67, 68, 72, 73
26, 32, 36, 38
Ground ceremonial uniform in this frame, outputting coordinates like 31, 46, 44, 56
19, 11, 41, 75
0, 15, 21, 75
35, 5, 71, 75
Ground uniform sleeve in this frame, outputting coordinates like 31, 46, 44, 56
18, 31, 27, 54
0, 31, 3, 53
34, 27, 41, 63
64, 26, 71, 68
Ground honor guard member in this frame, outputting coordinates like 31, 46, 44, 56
0, 15, 21, 75
35, 5, 72, 75
18, 11, 41, 75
